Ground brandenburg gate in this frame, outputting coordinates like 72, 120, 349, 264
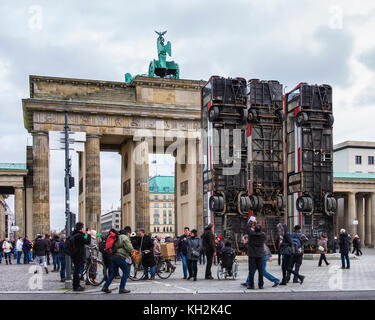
22, 75, 206, 236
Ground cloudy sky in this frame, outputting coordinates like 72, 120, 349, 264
0, 0, 374, 231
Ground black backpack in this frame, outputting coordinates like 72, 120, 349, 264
99, 234, 108, 255
64, 233, 79, 257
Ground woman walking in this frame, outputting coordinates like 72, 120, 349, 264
2, 239, 13, 265
186, 229, 201, 281
318, 233, 330, 266
352, 235, 362, 256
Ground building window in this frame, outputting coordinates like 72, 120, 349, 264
165, 187, 169, 193
168, 203, 172, 208
154, 218, 159, 224
154, 195, 158, 200
168, 195, 172, 201
163, 203, 166, 208
163, 218, 167, 225
369, 156, 374, 165
163, 210, 166, 216
168, 210, 172, 216
355, 156, 362, 164
163, 195, 167, 200
154, 203, 159, 208
154, 210, 159, 217
169, 218, 172, 224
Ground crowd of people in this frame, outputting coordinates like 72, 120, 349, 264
0, 219, 365, 293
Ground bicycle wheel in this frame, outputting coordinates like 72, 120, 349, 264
129, 262, 145, 281
86, 260, 106, 286
156, 260, 173, 279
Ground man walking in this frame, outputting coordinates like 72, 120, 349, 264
58, 236, 66, 282
202, 224, 216, 280
50, 235, 60, 272
102, 226, 134, 294
247, 223, 266, 289
263, 243, 280, 287
178, 227, 190, 279
287, 225, 308, 283
33, 235, 48, 273
339, 229, 350, 269
2, 239, 13, 265
70, 222, 91, 291
22, 237, 31, 264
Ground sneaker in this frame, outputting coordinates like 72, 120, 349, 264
101, 287, 111, 293
272, 282, 279, 287
34, 270, 38, 274
346, 267, 350, 269
259, 286, 264, 289
73, 286, 85, 292
119, 289, 131, 294
60, 279, 65, 283
247, 286, 255, 290
45, 267, 49, 274
293, 280, 299, 283
279, 282, 287, 286
183, 275, 187, 279
299, 275, 305, 285
115, 276, 121, 279
241, 283, 248, 287
150, 276, 155, 280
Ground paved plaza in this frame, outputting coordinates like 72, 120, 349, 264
1, 249, 375, 298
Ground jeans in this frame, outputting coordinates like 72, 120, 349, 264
341, 253, 350, 268
103, 255, 130, 290
29, 251, 33, 262
180, 252, 188, 277
45, 251, 50, 265
0, 253, 2, 263
199, 252, 206, 265
248, 257, 264, 288
53, 255, 60, 271
4, 252, 11, 264
205, 252, 213, 278
286, 254, 303, 282
263, 255, 280, 284
143, 266, 156, 278
17, 251, 22, 264
35, 255, 46, 269
282, 255, 301, 283
59, 256, 66, 280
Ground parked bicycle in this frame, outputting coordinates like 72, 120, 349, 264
129, 253, 175, 281
82, 248, 106, 286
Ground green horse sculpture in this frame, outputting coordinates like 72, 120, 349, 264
148, 31, 179, 79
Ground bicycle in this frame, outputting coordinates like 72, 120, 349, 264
129, 254, 175, 281
82, 248, 106, 286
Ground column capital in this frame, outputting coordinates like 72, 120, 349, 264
31, 130, 49, 136
86, 133, 102, 139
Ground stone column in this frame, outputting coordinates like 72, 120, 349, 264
134, 140, 149, 232
32, 131, 50, 236
365, 195, 372, 246
356, 195, 364, 245
78, 151, 86, 226
85, 134, 101, 232
0, 195, 5, 239
196, 141, 203, 235
14, 187, 25, 238
347, 192, 356, 237
371, 193, 375, 247
343, 194, 348, 232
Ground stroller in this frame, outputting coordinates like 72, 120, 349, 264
217, 249, 239, 280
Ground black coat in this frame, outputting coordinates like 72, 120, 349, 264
186, 236, 202, 261
177, 234, 189, 255
247, 228, 266, 258
353, 237, 361, 249
33, 238, 47, 257
278, 224, 294, 256
202, 229, 215, 255
133, 235, 155, 267
70, 230, 91, 261
339, 232, 350, 254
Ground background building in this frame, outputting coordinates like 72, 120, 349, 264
101, 208, 121, 233
333, 141, 375, 246
149, 176, 175, 238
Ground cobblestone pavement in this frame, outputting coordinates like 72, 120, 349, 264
1, 249, 374, 295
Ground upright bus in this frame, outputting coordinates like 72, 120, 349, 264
285, 83, 336, 249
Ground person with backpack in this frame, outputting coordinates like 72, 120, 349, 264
101, 226, 134, 294
99, 230, 120, 279
33, 235, 48, 273
286, 225, 308, 283
277, 223, 305, 285
50, 235, 60, 272
58, 236, 66, 282
318, 233, 330, 266
66, 222, 91, 291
